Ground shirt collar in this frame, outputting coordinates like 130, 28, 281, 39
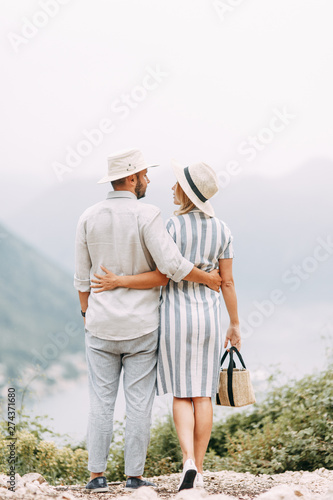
107, 190, 137, 200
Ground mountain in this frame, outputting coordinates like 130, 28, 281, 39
214, 159, 333, 303
0, 159, 331, 390
4, 159, 332, 308
0, 223, 84, 391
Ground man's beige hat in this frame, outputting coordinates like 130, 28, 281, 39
98, 148, 158, 183
172, 159, 219, 217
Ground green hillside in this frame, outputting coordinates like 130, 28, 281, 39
0, 223, 84, 387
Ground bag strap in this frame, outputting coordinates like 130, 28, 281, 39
221, 347, 247, 407
230, 346, 247, 369
220, 346, 247, 369
227, 350, 235, 406
219, 349, 229, 368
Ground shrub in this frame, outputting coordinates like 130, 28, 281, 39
71, 448, 89, 482
15, 430, 38, 474
208, 366, 333, 473
144, 414, 182, 476
202, 449, 225, 471
0, 432, 7, 473
0, 412, 89, 484
36, 441, 59, 482
55, 446, 76, 482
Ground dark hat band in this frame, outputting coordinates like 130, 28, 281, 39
184, 166, 208, 203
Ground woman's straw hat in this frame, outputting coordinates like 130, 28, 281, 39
172, 159, 219, 217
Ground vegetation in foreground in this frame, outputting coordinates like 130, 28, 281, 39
0, 366, 332, 484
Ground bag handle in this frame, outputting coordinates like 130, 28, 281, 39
220, 347, 247, 407
220, 346, 247, 369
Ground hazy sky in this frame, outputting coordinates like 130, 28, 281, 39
2, 1, 333, 438
1, 0, 333, 217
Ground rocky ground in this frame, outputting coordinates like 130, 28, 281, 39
0, 470, 333, 500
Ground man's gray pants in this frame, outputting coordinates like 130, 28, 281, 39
85, 328, 158, 476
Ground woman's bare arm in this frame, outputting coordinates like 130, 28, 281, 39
91, 266, 169, 292
92, 265, 222, 293
184, 267, 221, 291
219, 258, 241, 350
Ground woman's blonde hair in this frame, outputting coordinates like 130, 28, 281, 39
174, 182, 196, 215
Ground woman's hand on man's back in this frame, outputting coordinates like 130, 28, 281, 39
91, 265, 120, 292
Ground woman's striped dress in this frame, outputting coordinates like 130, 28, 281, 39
156, 209, 234, 398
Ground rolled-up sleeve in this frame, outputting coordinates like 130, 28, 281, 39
142, 209, 193, 282
74, 216, 92, 292
218, 223, 234, 259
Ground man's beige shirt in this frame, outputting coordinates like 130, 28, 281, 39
74, 191, 193, 340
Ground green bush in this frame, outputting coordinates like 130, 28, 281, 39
0, 411, 89, 484
143, 415, 225, 476
0, 431, 7, 470
145, 414, 182, 476
105, 416, 183, 481
208, 366, 333, 473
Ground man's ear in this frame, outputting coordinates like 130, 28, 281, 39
127, 174, 136, 185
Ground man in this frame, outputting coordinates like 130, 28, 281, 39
74, 149, 221, 492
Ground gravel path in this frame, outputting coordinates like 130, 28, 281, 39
1, 469, 332, 500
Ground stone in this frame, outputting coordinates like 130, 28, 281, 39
256, 484, 312, 500
1, 469, 332, 499
175, 489, 209, 499
13, 474, 24, 490
323, 485, 333, 500
26, 483, 39, 493
0, 475, 7, 488
40, 482, 53, 492
205, 494, 238, 500
22, 473, 46, 485
129, 486, 159, 499
13, 486, 27, 496
61, 492, 76, 500
0, 490, 15, 498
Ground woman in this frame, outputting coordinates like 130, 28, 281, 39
92, 160, 241, 490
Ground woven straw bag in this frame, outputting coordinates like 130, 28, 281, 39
216, 346, 256, 407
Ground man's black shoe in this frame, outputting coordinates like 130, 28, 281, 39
125, 477, 157, 490
85, 476, 109, 492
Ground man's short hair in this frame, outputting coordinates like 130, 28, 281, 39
111, 177, 127, 188
111, 173, 141, 189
